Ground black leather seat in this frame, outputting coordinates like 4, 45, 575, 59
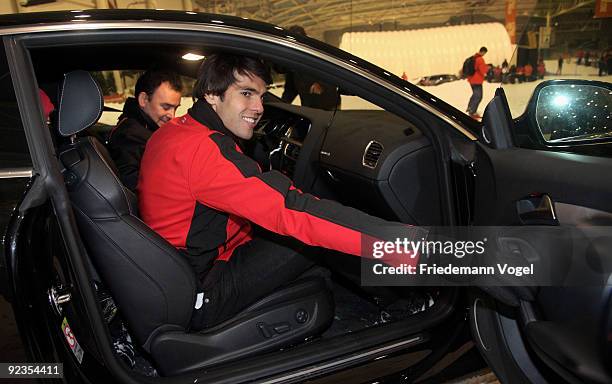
56, 70, 333, 375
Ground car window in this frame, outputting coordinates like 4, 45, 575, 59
0, 44, 31, 169
269, 67, 380, 111
333, 4, 611, 121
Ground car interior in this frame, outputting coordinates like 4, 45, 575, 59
28, 36, 465, 378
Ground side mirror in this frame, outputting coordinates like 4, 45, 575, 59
528, 80, 612, 144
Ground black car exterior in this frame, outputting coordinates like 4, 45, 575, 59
417, 74, 460, 86
0, 9, 611, 384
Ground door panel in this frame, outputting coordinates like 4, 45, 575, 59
473, 142, 612, 383
473, 145, 612, 226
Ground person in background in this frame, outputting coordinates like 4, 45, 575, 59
585, 51, 591, 66
485, 64, 494, 82
524, 62, 534, 82
107, 69, 183, 191
501, 60, 509, 83
493, 65, 502, 82
466, 46, 488, 120
598, 54, 606, 76
556, 56, 563, 75
537, 60, 546, 80
39, 89, 55, 122
281, 25, 340, 111
501, 59, 509, 70
516, 65, 524, 83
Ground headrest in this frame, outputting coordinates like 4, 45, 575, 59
57, 70, 103, 137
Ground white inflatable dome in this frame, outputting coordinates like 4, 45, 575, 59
339, 23, 514, 79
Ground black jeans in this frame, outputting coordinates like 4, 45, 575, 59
191, 235, 315, 330
467, 83, 483, 115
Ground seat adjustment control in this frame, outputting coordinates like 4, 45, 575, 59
257, 321, 294, 338
273, 323, 291, 334
257, 322, 273, 338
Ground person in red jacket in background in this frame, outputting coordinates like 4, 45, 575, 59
537, 60, 546, 80
516, 65, 525, 83
524, 63, 534, 81
39, 89, 55, 122
466, 46, 488, 120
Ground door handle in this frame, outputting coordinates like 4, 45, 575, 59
516, 194, 559, 225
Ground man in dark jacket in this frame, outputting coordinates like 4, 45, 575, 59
281, 26, 340, 111
466, 46, 488, 120
107, 69, 182, 190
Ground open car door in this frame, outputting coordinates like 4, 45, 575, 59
469, 85, 612, 384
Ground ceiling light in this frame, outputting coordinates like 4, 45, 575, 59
182, 53, 205, 61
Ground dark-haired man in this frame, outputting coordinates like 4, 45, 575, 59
138, 53, 425, 329
466, 46, 488, 120
107, 69, 182, 190
139, 52, 537, 330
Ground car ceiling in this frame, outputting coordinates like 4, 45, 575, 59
30, 43, 204, 81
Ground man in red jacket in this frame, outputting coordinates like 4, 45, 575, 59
466, 46, 488, 119
138, 53, 426, 329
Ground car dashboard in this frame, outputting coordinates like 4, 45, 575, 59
249, 102, 443, 225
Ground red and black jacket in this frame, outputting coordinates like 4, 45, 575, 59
138, 100, 423, 279
467, 53, 488, 85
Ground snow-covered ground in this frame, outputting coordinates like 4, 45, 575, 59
98, 62, 610, 126
348, 61, 610, 118
422, 61, 610, 118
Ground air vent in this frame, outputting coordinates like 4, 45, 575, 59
362, 141, 383, 169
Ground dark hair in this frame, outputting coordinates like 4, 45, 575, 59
287, 25, 306, 36
479, 46, 488, 54
193, 53, 271, 99
135, 69, 183, 98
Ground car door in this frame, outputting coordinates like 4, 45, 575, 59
1, 32, 124, 382
470, 86, 612, 384
0, 37, 35, 365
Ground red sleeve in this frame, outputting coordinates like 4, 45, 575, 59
188, 132, 425, 265
477, 56, 488, 76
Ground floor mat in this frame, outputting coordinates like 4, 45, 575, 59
322, 284, 437, 338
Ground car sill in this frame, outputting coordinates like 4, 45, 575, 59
258, 336, 423, 384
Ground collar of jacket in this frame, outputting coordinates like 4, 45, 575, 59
120, 97, 159, 131
188, 99, 236, 138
